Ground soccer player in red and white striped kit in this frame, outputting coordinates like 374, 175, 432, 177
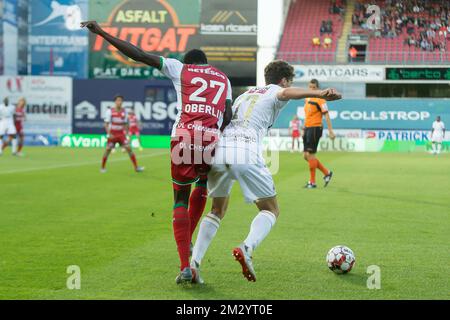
82, 20, 233, 284
101, 94, 144, 173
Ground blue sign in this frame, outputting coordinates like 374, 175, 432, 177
275, 99, 450, 130
30, 0, 88, 78
73, 79, 179, 135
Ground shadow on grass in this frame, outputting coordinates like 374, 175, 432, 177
333, 272, 368, 288
177, 283, 236, 300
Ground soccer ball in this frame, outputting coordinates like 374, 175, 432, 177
326, 245, 355, 274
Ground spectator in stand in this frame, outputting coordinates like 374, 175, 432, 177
312, 36, 321, 47
348, 46, 358, 62
320, 21, 327, 36
323, 36, 332, 49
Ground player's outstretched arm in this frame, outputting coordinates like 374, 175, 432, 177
277, 87, 342, 101
80, 21, 161, 68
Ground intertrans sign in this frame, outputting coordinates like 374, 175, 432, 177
386, 68, 450, 81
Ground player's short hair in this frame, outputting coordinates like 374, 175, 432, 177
264, 60, 295, 85
114, 94, 124, 101
184, 49, 208, 64
309, 79, 320, 88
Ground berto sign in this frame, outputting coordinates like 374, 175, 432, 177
386, 68, 450, 81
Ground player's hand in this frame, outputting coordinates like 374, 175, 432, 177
321, 88, 342, 101
80, 21, 103, 35
328, 131, 336, 140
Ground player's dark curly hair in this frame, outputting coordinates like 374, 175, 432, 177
184, 49, 208, 65
264, 60, 295, 85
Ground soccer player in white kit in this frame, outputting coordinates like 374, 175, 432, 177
0, 97, 17, 155
431, 116, 445, 155
190, 60, 342, 283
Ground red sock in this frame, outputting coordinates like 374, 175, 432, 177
316, 159, 329, 176
188, 183, 208, 239
173, 205, 191, 270
2, 142, 7, 151
101, 155, 108, 169
308, 159, 317, 184
129, 153, 138, 169
18, 143, 23, 153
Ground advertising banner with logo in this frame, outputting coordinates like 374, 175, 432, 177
0, 0, 3, 75
88, 0, 200, 79
73, 79, 178, 135
3, 0, 18, 75
88, 0, 257, 81
30, 0, 88, 78
197, 0, 257, 80
293, 65, 385, 82
275, 99, 450, 130
60, 134, 170, 148
386, 67, 450, 81
263, 136, 450, 153
0, 76, 72, 136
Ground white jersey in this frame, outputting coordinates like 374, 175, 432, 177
159, 57, 232, 137
0, 104, 17, 135
0, 104, 15, 123
432, 120, 445, 142
216, 84, 288, 164
432, 121, 445, 135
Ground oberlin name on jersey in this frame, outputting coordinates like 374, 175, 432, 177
184, 103, 223, 119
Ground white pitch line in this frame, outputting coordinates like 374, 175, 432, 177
0, 151, 168, 175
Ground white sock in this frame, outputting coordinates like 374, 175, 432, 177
244, 210, 277, 252
437, 143, 442, 154
432, 143, 436, 153
0, 139, 3, 154
12, 139, 17, 153
191, 213, 221, 265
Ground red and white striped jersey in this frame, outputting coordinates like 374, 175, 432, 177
14, 107, 26, 124
104, 107, 128, 136
159, 57, 232, 138
128, 113, 139, 130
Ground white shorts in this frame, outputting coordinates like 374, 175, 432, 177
432, 133, 443, 143
0, 121, 17, 136
207, 162, 276, 203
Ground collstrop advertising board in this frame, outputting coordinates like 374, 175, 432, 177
0, 76, 72, 136
30, 0, 89, 78
73, 79, 178, 135
275, 99, 450, 130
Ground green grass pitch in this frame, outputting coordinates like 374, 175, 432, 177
0, 147, 449, 299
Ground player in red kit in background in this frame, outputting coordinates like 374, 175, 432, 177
101, 95, 144, 173
127, 109, 143, 151
289, 115, 302, 152
14, 97, 26, 156
82, 20, 233, 284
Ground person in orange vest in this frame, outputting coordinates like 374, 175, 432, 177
349, 46, 358, 61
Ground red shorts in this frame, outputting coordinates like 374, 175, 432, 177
170, 135, 217, 190
292, 130, 300, 138
107, 134, 129, 148
15, 122, 23, 135
128, 127, 140, 136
